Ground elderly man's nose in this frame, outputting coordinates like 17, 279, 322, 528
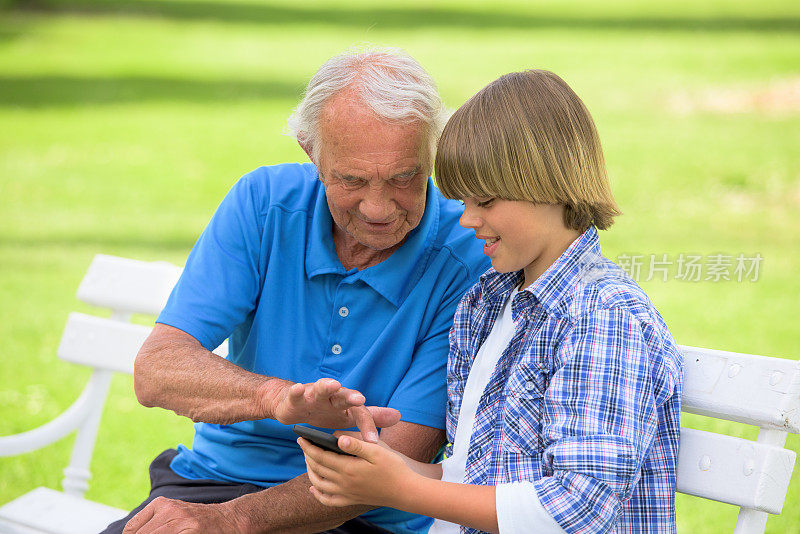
360, 190, 394, 221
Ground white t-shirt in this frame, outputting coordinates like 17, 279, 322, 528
429, 288, 566, 534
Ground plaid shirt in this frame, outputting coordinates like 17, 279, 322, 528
445, 227, 683, 533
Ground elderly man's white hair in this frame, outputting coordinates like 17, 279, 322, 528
286, 46, 448, 165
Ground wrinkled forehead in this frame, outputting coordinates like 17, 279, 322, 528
318, 135, 430, 175
317, 92, 430, 161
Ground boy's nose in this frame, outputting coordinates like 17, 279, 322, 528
459, 207, 481, 230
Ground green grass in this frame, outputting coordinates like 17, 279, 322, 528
1, 1, 798, 532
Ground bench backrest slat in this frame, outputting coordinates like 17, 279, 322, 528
57, 313, 229, 373
676, 427, 796, 514
76, 254, 182, 315
679, 346, 800, 432
57, 313, 152, 374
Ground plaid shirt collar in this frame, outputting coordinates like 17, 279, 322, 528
476, 226, 601, 316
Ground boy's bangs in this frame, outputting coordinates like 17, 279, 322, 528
435, 99, 510, 201
435, 142, 496, 201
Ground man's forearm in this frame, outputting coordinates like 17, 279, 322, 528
134, 323, 280, 424
227, 422, 444, 533
229, 473, 372, 533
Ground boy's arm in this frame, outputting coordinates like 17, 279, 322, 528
524, 307, 677, 532
398, 479, 498, 534
301, 436, 499, 533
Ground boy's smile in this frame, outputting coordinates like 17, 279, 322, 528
476, 234, 500, 256
460, 197, 580, 287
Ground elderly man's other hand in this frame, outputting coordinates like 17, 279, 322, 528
267, 377, 400, 443
122, 497, 244, 534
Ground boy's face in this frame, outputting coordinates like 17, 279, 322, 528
459, 198, 580, 287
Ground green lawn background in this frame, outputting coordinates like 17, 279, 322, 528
1, 1, 798, 532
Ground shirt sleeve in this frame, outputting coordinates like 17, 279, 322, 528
533, 307, 662, 533
156, 172, 266, 351
496, 482, 567, 533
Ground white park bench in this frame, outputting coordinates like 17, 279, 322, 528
0, 254, 797, 533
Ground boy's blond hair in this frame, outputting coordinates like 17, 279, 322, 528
435, 69, 621, 231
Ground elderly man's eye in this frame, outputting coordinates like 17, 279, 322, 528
340, 176, 365, 188
391, 175, 417, 187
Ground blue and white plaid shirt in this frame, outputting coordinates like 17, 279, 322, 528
445, 227, 683, 533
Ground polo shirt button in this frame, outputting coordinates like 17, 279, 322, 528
331, 344, 342, 355
338, 306, 349, 317
525, 381, 536, 392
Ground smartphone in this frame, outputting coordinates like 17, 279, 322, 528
293, 425, 355, 456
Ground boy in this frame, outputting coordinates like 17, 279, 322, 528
299, 70, 683, 533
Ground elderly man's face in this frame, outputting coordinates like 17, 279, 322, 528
315, 94, 430, 257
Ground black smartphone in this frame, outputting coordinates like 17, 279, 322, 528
293, 425, 355, 456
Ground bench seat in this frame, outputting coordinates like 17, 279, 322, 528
0, 487, 126, 534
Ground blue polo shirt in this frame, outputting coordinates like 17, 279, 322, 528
156, 163, 489, 533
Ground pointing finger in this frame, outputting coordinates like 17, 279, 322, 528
350, 405, 379, 443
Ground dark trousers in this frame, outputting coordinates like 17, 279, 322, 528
101, 449, 394, 534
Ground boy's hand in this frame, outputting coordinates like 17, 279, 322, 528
298, 434, 416, 508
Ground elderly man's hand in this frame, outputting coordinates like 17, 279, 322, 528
268, 378, 400, 442
122, 497, 243, 533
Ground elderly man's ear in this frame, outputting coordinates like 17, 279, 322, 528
299, 140, 315, 164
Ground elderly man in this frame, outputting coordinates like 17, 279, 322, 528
104, 48, 489, 534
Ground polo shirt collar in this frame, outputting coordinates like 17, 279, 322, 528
305, 176, 440, 308
305, 176, 348, 279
